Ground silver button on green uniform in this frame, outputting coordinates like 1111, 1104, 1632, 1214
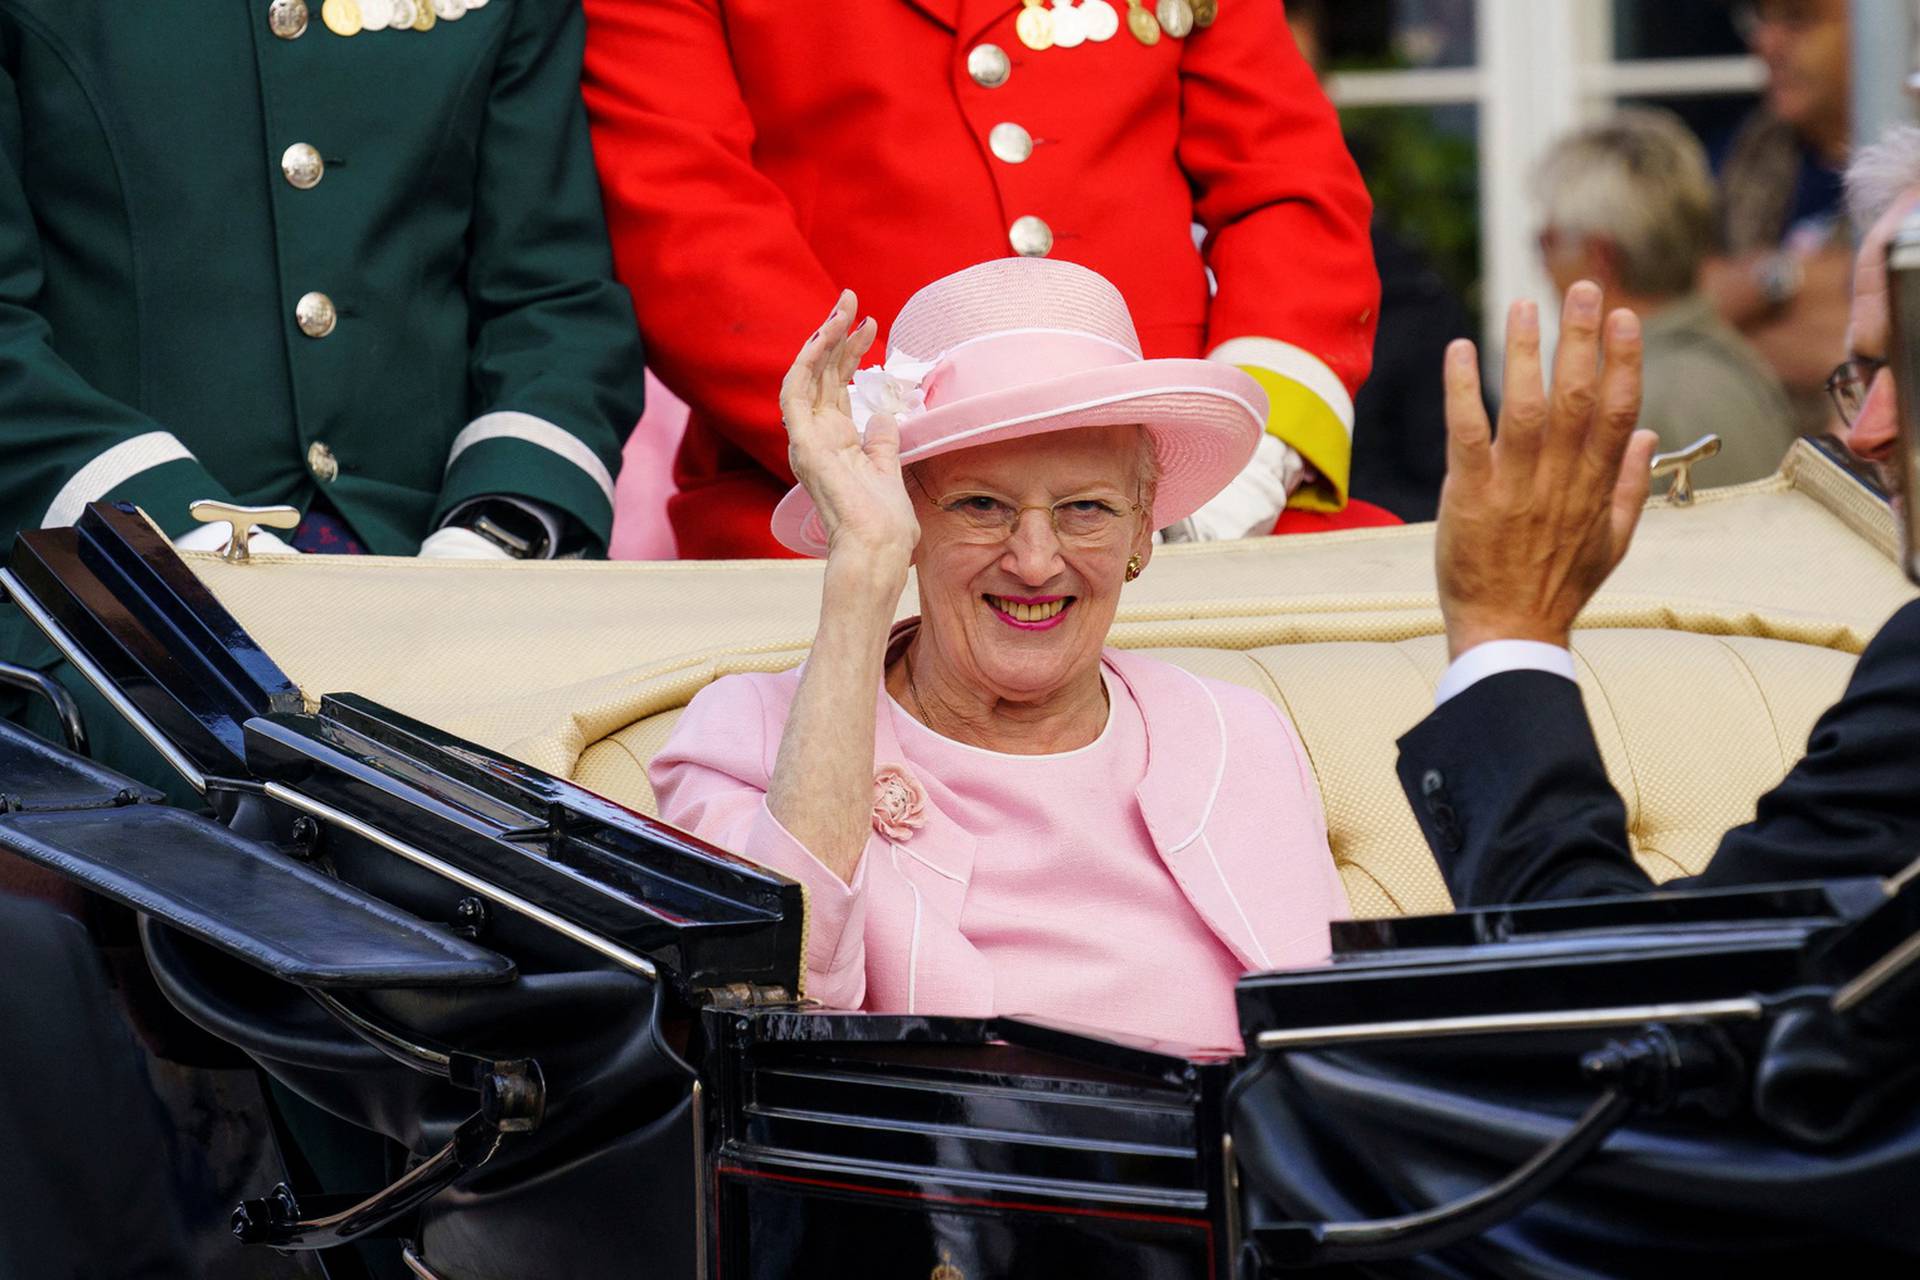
268, 0, 309, 39
307, 440, 339, 483
295, 291, 337, 338
281, 143, 324, 190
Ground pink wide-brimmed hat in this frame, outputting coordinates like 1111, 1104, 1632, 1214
770, 258, 1266, 557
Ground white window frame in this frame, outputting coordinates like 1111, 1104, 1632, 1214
1324, 0, 1764, 373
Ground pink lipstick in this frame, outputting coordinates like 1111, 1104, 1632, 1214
983, 593, 1073, 631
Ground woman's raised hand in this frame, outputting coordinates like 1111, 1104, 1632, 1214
779, 290, 920, 565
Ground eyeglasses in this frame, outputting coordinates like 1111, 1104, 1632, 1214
1825, 356, 1888, 427
908, 471, 1146, 547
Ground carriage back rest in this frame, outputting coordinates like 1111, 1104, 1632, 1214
178, 442, 1909, 920
570, 628, 1857, 918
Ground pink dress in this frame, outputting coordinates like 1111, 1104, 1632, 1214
883, 671, 1251, 1049
650, 634, 1349, 1054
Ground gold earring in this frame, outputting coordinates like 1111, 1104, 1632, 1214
1124, 554, 1143, 582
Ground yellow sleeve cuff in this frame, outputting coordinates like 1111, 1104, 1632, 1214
1236, 363, 1352, 512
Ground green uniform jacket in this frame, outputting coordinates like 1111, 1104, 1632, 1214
0, 0, 645, 563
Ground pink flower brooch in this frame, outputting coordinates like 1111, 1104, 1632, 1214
871, 764, 928, 841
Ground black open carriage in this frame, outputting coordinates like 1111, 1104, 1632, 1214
3, 501, 1918, 1278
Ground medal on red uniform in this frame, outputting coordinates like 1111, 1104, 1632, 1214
1126, 0, 1160, 44
1051, 0, 1087, 48
1017, 0, 1055, 51
1025, 0, 1200, 52
1082, 0, 1120, 41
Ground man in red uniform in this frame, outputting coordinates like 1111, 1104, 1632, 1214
583, 0, 1379, 558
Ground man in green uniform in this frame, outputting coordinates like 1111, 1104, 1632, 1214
0, 6, 649, 1268
0, 0, 647, 789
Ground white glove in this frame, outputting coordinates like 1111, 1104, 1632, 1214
1160, 434, 1307, 543
172, 522, 299, 556
418, 525, 514, 560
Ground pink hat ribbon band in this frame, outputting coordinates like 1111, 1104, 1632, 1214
847, 327, 1140, 433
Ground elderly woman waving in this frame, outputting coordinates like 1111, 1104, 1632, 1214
652, 260, 1345, 1052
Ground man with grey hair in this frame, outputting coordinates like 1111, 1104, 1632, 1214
1535, 109, 1796, 484
1392, 124, 1920, 906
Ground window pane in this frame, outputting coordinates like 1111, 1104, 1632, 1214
1613, 0, 1748, 59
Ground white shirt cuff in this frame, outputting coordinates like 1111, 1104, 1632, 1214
1434, 640, 1575, 706
1159, 433, 1302, 542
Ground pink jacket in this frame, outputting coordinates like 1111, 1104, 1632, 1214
650, 647, 1348, 1013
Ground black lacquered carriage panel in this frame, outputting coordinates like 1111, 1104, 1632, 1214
718, 1167, 1215, 1280
704, 1011, 1233, 1279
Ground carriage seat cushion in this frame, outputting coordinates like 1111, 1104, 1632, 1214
568, 628, 1856, 919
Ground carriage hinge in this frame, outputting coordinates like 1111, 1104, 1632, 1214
699, 981, 794, 1009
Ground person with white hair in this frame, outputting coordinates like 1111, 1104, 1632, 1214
1535, 109, 1797, 484
651, 259, 1348, 1051
1392, 123, 1920, 907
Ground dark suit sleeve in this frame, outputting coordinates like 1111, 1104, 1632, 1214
1395, 599, 1920, 907
1694, 599, 1920, 886
1395, 669, 1655, 906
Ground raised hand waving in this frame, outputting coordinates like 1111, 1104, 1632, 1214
778, 290, 920, 565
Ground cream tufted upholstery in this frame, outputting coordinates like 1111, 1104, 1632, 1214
181, 441, 1913, 919
563, 630, 1854, 917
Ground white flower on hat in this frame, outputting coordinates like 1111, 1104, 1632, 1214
848, 352, 937, 433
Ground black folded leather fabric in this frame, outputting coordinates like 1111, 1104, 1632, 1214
0, 717, 163, 812
0, 805, 513, 988
1232, 1031, 1920, 1277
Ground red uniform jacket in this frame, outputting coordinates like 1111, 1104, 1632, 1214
583, 0, 1379, 558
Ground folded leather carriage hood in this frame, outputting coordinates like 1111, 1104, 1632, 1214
1231, 1035, 1920, 1277
140, 918, 685, 1159
140, 913, 709, 1279
131, 881, 710, 1278
0, 503, 807, 1270
1226, 884, 1920, 1276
